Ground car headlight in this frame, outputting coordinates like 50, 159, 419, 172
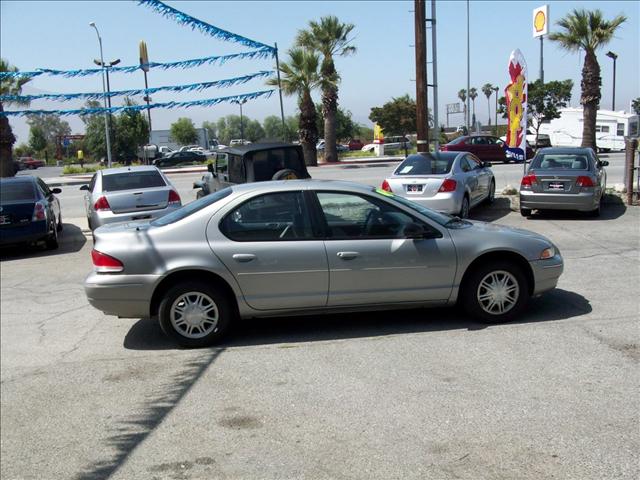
540, 247, 555, 259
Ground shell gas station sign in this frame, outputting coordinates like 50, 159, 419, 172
533, 5, 549, 38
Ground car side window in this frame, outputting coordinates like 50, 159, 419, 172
485, 137, 497, 145
467, 155, 482, 169
220, 192, 313, 241
460, 157, 472, 172
37, 178, 51, 197
316, 192, 419, 239
215, 154, 228, 174
88, 174, 97, 192
228, 155, 245, 183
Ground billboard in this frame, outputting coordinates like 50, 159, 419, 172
505, 49, 528, 162
533, 5, 549, 38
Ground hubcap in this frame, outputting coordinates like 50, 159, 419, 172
170, 292, 219, 339
476, 270, 519, 315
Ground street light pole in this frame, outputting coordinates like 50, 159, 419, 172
89, 22, 112, 168
606, 51, 617, 111
94, 59, 120, 109
234, 99, 247, 142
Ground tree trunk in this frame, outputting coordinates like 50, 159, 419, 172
580, 50, 601, 150
0, 103, 17, 177
487, 97, 491, 125
323, 86, 338, 163
298, 90, 318, 167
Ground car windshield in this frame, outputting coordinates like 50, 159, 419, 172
394, 154, 454, 175
371, 187, 453, 226
530, 154, 590, 170
102, 171, 166, 192
0, 182, 35, 202
151, 187, 232, 227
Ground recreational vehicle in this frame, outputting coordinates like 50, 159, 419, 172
538, 108, 639, 152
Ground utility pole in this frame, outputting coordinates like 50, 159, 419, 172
430, 0, 439, 150
539, 36, 544, 82
415, 0, 428, 152
466, 0, 471, 132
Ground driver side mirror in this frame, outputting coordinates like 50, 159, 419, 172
482, 161, 492, 169
79, 184, 89, 191
403, 222, 440, 239
599, 160, 609, 167
207, 163, 214, 173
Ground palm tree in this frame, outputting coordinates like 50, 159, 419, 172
457, 89, 467, 126
268, 48, 322, 166
469, 87, 478, 128
0, 58, 31, 177
549, 9, 626, 150
482, 83, 494, 126
296, 16, 356, 163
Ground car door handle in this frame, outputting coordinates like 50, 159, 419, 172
337, 251, 359, 260
232, 254, 256, 263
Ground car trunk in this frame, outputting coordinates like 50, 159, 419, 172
388, 176, 448, 199
528, 169, 584, 194
0, 201, 36, 226
105, 188, 171, 214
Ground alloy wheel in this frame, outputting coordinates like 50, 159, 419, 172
476, 270, 520, 315
170, 291, 220, 339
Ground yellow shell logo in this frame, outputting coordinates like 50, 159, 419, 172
534, 11, 546, 32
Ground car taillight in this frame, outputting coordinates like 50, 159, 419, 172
381, 179, 392, 192
576, 176, 595, 187
32, 201, 46, 221
168, 189, 181, 205
438, 178, 457, 193
91, 249, 124, 273
94, 196, 111, 211
520, 173, 538, 189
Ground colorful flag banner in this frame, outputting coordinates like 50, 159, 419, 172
505, 49, 528, 162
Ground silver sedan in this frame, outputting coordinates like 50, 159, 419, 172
85, 180, 563, 347
80, 166, 182, 230
381, 152, 495, 218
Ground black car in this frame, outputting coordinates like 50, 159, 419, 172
194, 143, 311, 197
153, 150, 205, 168
0, 176, 62, 249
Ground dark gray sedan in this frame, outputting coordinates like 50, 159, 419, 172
519, 147, 608, 217
85, 180, 563, 347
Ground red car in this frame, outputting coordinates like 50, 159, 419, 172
347, 139, 364, 151
19, 157, 46, 169
440, 135, 533, 163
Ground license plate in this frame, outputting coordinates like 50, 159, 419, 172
548, 182, 564, 190
0, 215, 10, 225
406, 184, 423, 193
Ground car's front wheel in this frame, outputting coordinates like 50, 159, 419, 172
461, 262, 529, 323
158, 282, 233, 347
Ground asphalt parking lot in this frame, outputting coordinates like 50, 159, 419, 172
1, 191, 639, 479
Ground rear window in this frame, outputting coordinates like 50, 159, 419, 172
250, 148, 307, 181
394, 154, 454, 175
0, 182, 35, 202
101, 171, 166, 192
531, 154, 590, 170
151, 187, 232, 227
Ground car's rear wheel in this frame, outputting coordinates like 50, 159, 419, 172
45, 218, 59, 250
520, 207, 532, 217
158, 281, 232, 347
272, 169, 299, 181
589, 202, 601, 218
486, 180, 496, 204
462, 262, 529, 323
56, 213, 63, 232
459, 195, 470, 219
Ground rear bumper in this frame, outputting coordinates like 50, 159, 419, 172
90, 204, 182, 230
529, 255, 564, 296
85, 272, 160, 318
0, 221, 48, 245
520, 191, 598, 211
400, 192, 461, 214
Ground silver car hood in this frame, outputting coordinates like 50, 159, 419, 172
465, 220, 549, 240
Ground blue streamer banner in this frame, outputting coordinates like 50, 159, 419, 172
0, 71, 273, 103
0, 89, 275, 117
0, 48, 274, 79
138, 0, 275, 52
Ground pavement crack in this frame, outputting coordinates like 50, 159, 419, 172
37, 304, 91, 344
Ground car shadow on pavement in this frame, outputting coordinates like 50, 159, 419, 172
469, 197, 512, 222
525, 198, 626, 222
0, 223, 87, 261
123, 288, 591, 351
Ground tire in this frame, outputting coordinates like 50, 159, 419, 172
461, 261, 529, 324
485, 180, 496, 204
45, 218, 59, 250
272, 168, 299, 181
589, 203, 601, 218
520, 207, 532, 217
158, 281, 233, 348
56, 213, 63, 232
459, 195, 470, 219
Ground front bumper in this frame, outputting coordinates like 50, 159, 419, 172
85, 272, 161, 318
529, 254, 564, 296
520, 191, 598, 212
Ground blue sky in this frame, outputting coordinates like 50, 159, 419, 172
1, 0, 638, 143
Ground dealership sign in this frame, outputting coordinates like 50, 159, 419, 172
505, 49, 528, 162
